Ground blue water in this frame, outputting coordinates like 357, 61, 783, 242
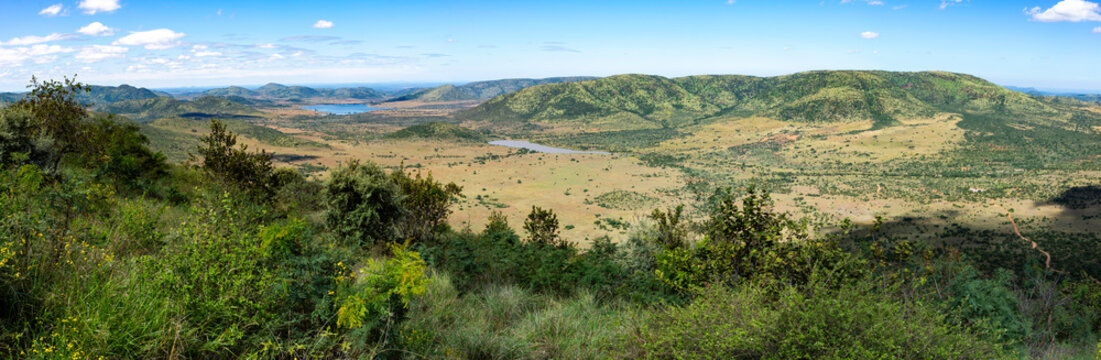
302, 104, 388, 115
488, 140, 610, 155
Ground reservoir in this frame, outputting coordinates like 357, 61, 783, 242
488, 140, 610, 154
302, 104, 388, 115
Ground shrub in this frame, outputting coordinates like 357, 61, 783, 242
334, 244, 430, 356
82, 116, 167, 191
523, 206, 563, 247
189, 119, 274, 193
391, 168, 462, 244
624, 281, 1015, 359
324, 160, 403, 248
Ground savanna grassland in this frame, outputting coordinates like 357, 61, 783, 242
1, 72, 1099, 359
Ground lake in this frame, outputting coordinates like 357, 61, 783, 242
488, 140, 611, 154
302, 104, 388, 115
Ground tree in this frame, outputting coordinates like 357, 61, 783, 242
10, 76, 90, 172
324, 160, 403, 248
0, 107, 48, 167
391, 168, 462, 244
190, 119, 273, 193
523, 206, 562, 247
83, 115, 167, 190
650, 204, 688, 250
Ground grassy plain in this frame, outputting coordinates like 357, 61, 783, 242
138, 76, 1100, 270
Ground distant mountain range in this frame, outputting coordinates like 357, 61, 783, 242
458, 71, 1089, 130
0, 76, 599, 107
101, 95, 262, 123
0, 84, 166, 108
389, 77, 599, 102
1004, 86, 1101, 103
181, 77, 598, 103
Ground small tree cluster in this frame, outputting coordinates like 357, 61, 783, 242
190, 119, 274, 193
324, 160, 462, 248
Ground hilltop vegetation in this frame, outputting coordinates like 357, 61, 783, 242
460, 71, 1090, 131
102, 95, 261, 123
393, 76, 599, 102
1, 83, 163, 108
387, 122, 488, 142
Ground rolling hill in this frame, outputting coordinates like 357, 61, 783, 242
387, 122, 489, 142
102, 95, 262, 123
1, 84, 163, 108
392, 76, 599, 102
197, 83, 389, 102
458, 71, 1082, 131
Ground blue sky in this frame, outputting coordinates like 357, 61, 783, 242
1, 0, 1100, 91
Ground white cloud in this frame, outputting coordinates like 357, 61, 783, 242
78, 0, 121, 14
114, 29, 186, 50
1094, 26, 1101, 32
860, 31, 880, 39
75, 44, 128, 62
39, 4, 63, 17
940, 0, 966, 10
0, 33, 67, 46
313, 20, 334, 29
1026, 0, 1101, 22
77, 22, 115, 36
0, 44, 75, 66
194, 51, 222, 57
868, 1, 884, 5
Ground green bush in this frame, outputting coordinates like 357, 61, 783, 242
189, 119, 274, 193
324, 160, 403, 248
624, 281, 1014, 359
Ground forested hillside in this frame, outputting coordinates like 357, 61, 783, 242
460, 71, 1094, 131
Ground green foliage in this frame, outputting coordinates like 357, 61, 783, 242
324, 160, 403, 248
103, 95, 260, 123
324, 161, 462, 249
649, 204, 688, 250
190, 119, 274, 193
387, 122, 488, 142
335, 244, 429, 330
400, 275, 626, 360
593, 189, 659, 210
82, 115, 167, 191
9, 76, 90, 172
0, 107, 50, 167
657, 186, 864, 294
523, 206, 562, 247
624, 281, 1014, 359
392, 168, 463, 243
947, 267, 1031, 342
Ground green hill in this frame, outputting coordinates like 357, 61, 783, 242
1, 84, 161, 108
394, 76, 599, 102
198, 84, 388, 101
387, 122, 488, 142
102, 95, 261, 123
255, 83, 320, 99
203, 86, 259, 98
458, 71, 1069, 130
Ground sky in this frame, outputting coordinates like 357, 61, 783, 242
1, 0, 1100, 92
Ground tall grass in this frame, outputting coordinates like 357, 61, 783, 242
399, 273, 632, 359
